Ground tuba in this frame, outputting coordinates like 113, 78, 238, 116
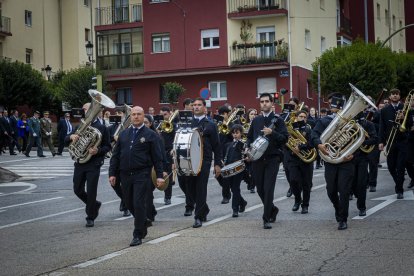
68, 90, 115, 163
159, 109, 179, 133
319, 83, 376, 164
108, 104, 132, 156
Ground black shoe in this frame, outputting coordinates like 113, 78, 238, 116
269, 206, 279, 223
85, 219, 94, 227
263, 221, 272, 229
408, 181, 414, 189
301, 206, 308, 214
349, 194, 353, 200
292, 202, 300, 212
232, 211, 239, 217
359, 209, 366, 216
52, 153, 56, 157
369, 186, 376, 192
56, 153, 62, 156
164, 198, 171, 205
193, 218, 202, 228
123, 210, 131, 217
397, 193, 404, 199
10, 152, 17, 155
184, 208, 193, 216
129, 237, 142, 247
239, 200, 247, 213
25, 153, 30, 157
338, 221, 348, 230
38, 155, 46, 157
377, 164, 382, 168
221, 197, 230, 204
250, 189, 255, 193
119, 202, 124, 212
286, 188, 292, 198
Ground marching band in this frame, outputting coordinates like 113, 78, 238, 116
62, 85, 413, 246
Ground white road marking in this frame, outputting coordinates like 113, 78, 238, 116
72, 250, 129, 268
0, 158, 40, 164
147, 233, 180, 244
0, 197, 63, 210
0, 182, 37, 197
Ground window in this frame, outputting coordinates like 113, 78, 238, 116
85, 28, 91, 42
152, 33, 170, 53
25, 10, 32, 26
306, 80, 312, 99
256, 26, 275, 58
84, 0, 89, 7
321, 36, 326, 53
305, 29, 311, 50
385, 9, 389, 26
376, 3, 380, 21
25, 49, 32, 64
392, 15, 396, 30
257, 77, 276, 97
320, 0, 325, 10
201, 29, 219, 49
209, 81, 227, 100
116, 88, 132, 105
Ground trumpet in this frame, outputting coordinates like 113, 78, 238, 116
159, 109, 179, 133
385, 90, 414, 156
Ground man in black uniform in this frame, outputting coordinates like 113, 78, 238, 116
311, 93, 354, 230
0, 110, 17, 155
184, 98, 222, 228
109, 106, 165, 246
378, 89, 412, 199
247, 93, 289, 229
108, 107, 130, 216
351, 112, 377, 216
66, 103, 111, 227
367, 105, 381, 192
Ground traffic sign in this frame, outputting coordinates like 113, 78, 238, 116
200, 87, 210, 99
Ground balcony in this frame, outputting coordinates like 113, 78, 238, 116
230, 41, 288, 66
97, 53, 144, 74
337, 14, 351, 36
228, 0, 287, 19
0, 16, 12, 36
95, 4, 142, 26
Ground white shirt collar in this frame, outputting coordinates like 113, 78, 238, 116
133, 124, 144, 130
262, 111, 272, 117
194, 115, 205, 120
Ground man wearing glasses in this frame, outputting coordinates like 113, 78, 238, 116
57, 113, 73, 155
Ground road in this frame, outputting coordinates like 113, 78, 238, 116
0, 152, 413, 275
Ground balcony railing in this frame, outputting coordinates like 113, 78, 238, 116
0, 16, 11, 35
97, 53, 143, 71
95, 4, 142, 26
228, 0, 287, 14
337, 14, 351, 35
230, 42, 288, 66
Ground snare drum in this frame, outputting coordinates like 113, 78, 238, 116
221, 160, 246, 178
173, 129, 203, 176
246, 136, 269, 161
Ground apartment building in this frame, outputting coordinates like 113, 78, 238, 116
0, 0, 96, 78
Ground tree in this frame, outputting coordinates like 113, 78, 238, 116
0, 60, 49, 111
311, 41, 397, 99
395, 52, 414, 97
162, 82, 186, 106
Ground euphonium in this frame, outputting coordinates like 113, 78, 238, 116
218, 108, 242, 135
109, 104, 132, 155
160, 109, 179, 133
319, 83, 376, 164
384, 90, 414, 156
286, 111, 317, 163
68, 90, 116, 163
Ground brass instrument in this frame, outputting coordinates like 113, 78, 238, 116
285, 108, 317, 163
159, 109, 179, 133
110, 104, 132, 150
359, 131, 375, 154
218, 108, 242, 135
384, 90, 414, 156
151, 168, 175, 191
319, 84, 377, 164
68, 90, 116, 163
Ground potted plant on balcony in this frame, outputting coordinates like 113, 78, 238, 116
277, 41, 289, 61
240, 20, 253, 59
162, 81, 186, 106
232, 40, 238, 50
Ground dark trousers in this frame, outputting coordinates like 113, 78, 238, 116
25, 134, 43, 156
178, 174, 195, 210
73, 162, 101, 220
164, 154, 174, 199
187, 161, 211, 220
216, 174, 231, 199
368, 147, 380, 187
146, 184, 157, 221
289, 160, 313, 207
225, 173, 245, 212
120, 170, 151, 239
325, 162, 354, 223
10, 133, 21, 153
386, 141, 407, 194
19, 134, 28, 152
316, 154, 321, 167
406, 139, 414, 181
352, 157, 368, 210
251, 157, 280, 222
42, 136, 55, 154
112, 175, 126, 211
243, 163, 254, 190
58, 135, 66, 154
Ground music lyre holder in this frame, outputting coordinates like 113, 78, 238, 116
178, 111, 193, 131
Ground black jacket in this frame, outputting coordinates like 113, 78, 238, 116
109, 125, 164, 178
224, 140, 244, 165
0, 117, 12, 134
65, 120, 111, 165
191, 117, 222, 167
379, 103, 412, 145
354, 118, 378, 159
311, 115, 333, 147
247, 111, 289, 160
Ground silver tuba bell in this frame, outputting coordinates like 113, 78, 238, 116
68, 89, 115, 163
319, 83, 376, 164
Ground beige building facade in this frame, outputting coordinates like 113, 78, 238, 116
0, 0, 96, 78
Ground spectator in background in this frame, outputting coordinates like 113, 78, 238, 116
17, 113, 30, 153
0, 110, 17, 155
0, 110, 5, 155
10, 110, 22, 153
25, 111, 45, 158
148, 107, 155, 117
40, 111, 56, 157
57, 113, 73, 155
183, 98, 193, 111
103, 111, 111, 127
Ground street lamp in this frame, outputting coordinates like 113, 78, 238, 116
85, 41, 94, 62
42, 65, 52, 80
